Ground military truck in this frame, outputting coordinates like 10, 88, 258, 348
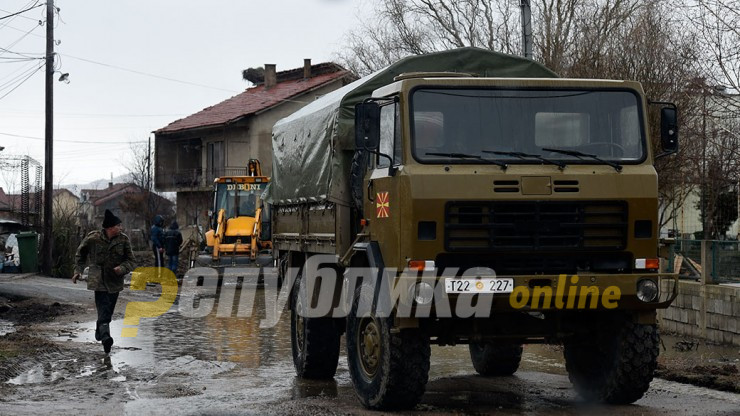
267, 48, 679, 410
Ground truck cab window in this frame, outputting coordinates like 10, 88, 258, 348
377, 102, 400, 167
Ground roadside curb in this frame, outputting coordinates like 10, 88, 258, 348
0, 272, 40, 282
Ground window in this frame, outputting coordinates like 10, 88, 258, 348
207, 141, 224, 180
411, 88, 646, 164
377, 102, 401, 167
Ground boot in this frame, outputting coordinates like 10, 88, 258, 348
102, 336, 114, 355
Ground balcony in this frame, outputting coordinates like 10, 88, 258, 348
156, 167, 251, 191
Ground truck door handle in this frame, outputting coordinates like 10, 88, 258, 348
367, 180, 374, 202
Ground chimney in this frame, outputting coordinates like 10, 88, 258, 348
303, 59, 311, 79
264, 64, 276, 89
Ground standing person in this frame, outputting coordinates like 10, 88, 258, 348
150, 215, 165, 268
72, 209, 135, 354
164, 220, 183, 275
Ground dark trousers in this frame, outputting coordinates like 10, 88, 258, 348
168, 255, 179, 274
153, 247, 164, 267
94, 291, 119, 341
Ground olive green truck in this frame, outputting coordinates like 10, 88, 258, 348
266, 48, 679, 410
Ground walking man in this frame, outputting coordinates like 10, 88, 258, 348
72, 209, 135, 354
150, 215, 165, 268
164, 220, 183, 275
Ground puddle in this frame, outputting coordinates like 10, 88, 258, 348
0, 319, 15, 336
6, 364, 64, 385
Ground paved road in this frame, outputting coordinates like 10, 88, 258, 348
1, 274, 738, 415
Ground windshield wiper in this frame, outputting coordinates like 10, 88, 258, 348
541, 147, 622, 172
425, 152, 507, 169
481, 150, 566, 170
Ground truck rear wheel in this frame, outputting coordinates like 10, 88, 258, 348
564, 316, 659, 404
346, 287, 430, 410
469, 341, 523, 376
290, 276, 340, 379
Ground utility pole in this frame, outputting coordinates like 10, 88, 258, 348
41, 0, 54, 276
520, 0, 533, 59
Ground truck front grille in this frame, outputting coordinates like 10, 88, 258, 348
444, 200, 628, 252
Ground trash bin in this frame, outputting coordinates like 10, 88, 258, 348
16, 231, 39, 273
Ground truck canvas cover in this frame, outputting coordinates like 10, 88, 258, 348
267, 47, 558, 205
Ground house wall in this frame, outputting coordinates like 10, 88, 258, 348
53, 191, 80, 219
157, 78, 348, 229
666, 186, 739, 239
176, 190, 212, 229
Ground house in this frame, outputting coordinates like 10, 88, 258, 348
52, 188, 80, 219
79, 182, 174, 238
661, 83, 740, 239
154, 59, 356, 228
0, 186, 41, 227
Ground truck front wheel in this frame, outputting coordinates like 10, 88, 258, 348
290, 276, 340, 379
346, 287, 430, 410
564, 316, 659, 404
469, 341, 523, 376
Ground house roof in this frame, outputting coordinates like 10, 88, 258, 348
155, 62, 353, 134
53, 188, 80, 200
82, 183, 140, 206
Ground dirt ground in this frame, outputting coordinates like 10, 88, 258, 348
1, 284, 738, 414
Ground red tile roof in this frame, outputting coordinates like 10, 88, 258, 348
156, 63, 353, 134
82, 183, 140, 206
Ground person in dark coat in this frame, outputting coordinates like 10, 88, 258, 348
72, 209, 135, 354
164, 221, 183, 274
150, 215, 165, 267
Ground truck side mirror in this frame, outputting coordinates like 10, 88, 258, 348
660, 106, 679, 155
260, 204, 271, 242
355, 101, 381, 150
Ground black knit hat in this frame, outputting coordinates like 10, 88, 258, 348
102, 209, 122, 228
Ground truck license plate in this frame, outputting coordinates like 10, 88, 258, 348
444, 278, 514, 294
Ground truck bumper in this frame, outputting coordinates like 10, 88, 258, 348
392, 272, 679, 313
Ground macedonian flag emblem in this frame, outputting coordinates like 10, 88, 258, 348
376, 192, 390, 218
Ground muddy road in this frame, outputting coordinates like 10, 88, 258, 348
1, 274, 739, 415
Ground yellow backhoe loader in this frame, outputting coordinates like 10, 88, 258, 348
202, 159, 272, 266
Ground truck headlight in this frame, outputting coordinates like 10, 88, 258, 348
410, 282, 434, 305
637, 279, 658, 302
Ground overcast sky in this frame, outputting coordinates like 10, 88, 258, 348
0, 0, 364, 190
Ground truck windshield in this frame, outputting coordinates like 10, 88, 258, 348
214, 182, 263, 219
411, 88, 645, 165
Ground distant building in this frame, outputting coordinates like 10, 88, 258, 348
0, 187, 40, 227
154, 60, 355, 228
79, 182, 174, 236
52, 188, 80, 219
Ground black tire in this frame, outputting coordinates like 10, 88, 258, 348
469, 341, 523, 376
290, 275, 340, 379
346, 287, 430, 410
564, 316, 660, 404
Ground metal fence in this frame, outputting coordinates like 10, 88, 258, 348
155, 167, 251, 189
668, 239, 740, 284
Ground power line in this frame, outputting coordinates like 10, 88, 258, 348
0, 131, 147, 144
0, 61, 43, 91
61, 54, 240, 93
3, 22, 45, 38
0, 63, 43, 100
0, 19, 43, 56
1, 110, 186, 118
0, 2, 43, 21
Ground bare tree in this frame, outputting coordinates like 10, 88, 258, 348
124, 141, 152, 191
683, 1, 740, 102
336, 0, 521, 76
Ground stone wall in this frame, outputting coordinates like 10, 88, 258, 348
658, 280, 739, 345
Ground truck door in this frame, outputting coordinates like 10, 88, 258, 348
364, 101, 403, 269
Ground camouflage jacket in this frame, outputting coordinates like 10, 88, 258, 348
74, 230, 135, 293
